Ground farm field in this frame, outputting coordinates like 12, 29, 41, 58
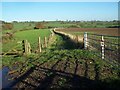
55, 28, 119, 65
1, 2, 120, 89
56, 28, 119, 36
2, 29, 51, 52
1, 22, 120, 89
2, 34, 120, 89
2, 29, 51, 67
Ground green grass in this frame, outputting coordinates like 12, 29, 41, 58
77, 21, 118, 28
2, 31, 120, 88
13, 22, 35, 30
65, 32, 84, 37
2, 21, 119, 32
2, 30, 13, 34
45, 21, 79, 28
15, 29, 51, 48
2, 29, 51, 52
1, 21, 120, 89
45, 21, 118, 28
2, 29, 51, 68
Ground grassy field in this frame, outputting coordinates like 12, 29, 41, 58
4, 34, 120, 89
13, 22, 35, 30
2, 21, 119, 31
2, 29, 51, 67
14, 29, 51, 49
45, 21, 119, 28
1, 21, 120, 89
45, 21, 80, 28
2, 29, 51, 52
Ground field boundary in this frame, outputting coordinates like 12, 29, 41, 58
54, 28, 120, 67
85, 32, 120, 66
2, 29, 55, 56
53, 28, 83, 43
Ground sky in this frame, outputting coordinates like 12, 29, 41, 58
1, 2, 118, 22
1, 0, 120, 2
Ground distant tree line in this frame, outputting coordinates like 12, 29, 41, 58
0, 20, 119, 31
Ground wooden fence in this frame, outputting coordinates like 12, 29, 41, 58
2, 29, 55, 56
22, 29, 55, 55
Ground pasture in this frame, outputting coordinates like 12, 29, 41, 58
2, 29, 51, 67
1, 21, 120, 89
2, 29, 51, 52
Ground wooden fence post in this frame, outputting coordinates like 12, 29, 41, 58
25, 40, 28, 54
44, 37, 47, 48
27, 42, 31, 54
22, 40, 25, 53
22, 40, 31, 55
101, 36, 105, 59
84, 32, 88, 49
38, 37, 42, 53
48, 35, 51, 43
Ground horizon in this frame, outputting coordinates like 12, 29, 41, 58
1, 2, 118, 22
1, 20, 119, 23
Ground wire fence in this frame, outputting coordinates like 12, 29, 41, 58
84, 32, 120, 66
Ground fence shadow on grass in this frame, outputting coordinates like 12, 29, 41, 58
4, 57, 119, 89
84, 60, 89, 78
94, 63, 100, 81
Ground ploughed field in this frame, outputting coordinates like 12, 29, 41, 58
56, 28, 119, 36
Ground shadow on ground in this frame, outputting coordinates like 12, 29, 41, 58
5, 56, 120, 89
2, 33, 120, 89
53, 32, 84, 50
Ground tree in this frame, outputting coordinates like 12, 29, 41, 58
34, 22, 44, 29
2, 23, 13, 30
